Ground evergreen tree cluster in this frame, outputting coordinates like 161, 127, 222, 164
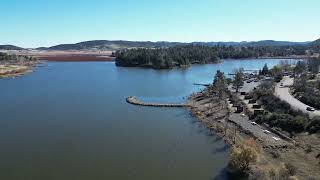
115, 45, 308, 69
115, 45, 219, 69
0, 52, 36, 62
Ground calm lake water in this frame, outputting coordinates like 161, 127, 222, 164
0, 59, 293, 180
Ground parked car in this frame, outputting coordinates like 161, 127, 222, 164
306, 107, 315, 111
251, 122, 257, 126
272, 136, 281, 141
263, 130, 271, 134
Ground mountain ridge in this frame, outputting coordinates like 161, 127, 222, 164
1, 39, 318, 51
0, 45, 24, 50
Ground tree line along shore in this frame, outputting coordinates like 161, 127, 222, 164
0, 52, 38, 78
115, 43, 319, 69
188, 58, 320, 179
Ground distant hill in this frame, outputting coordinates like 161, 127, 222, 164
311, 38, 320, 46
191, 41, 248, 46
0, 45, 24, 50
38, 40, 186, 51
38, 39, 315, 51
190, 41, 308, 47
244, 40, 309, 47
2, 38, 319, 51
310, 38, 320, 52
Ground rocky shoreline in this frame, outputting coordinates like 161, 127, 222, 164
188, 83, 320, 179
188, 86, 245, 146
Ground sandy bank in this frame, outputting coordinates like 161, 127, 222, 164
0, 65, 31, 78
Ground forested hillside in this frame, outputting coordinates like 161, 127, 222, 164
115, 46, 219, 69
31, 39, 318, 51
0, 45, 24, 50
115, 44, 310, 69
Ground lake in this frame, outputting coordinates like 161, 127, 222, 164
0, 59, 293, 180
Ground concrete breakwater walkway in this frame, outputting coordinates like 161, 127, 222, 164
193, 83, 210, 87
126, 96, 190, 107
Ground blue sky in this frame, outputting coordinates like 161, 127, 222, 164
1, 0, 319, 48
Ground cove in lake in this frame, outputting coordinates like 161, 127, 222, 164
0, 59, 293, 180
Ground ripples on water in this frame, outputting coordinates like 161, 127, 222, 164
0, 59, 292, 179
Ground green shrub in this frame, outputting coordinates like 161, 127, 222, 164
228, 139, 260, 175
256, 113, 307, 133
253, 81, 309, 134
307, 116, 320, 134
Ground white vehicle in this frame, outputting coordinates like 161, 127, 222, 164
241, 113, 246, 117
251, 122, 257, 126
306, 107, 315, 112
272, 136, 281, 141
263, 130, 271, 134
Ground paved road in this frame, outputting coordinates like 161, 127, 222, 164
229, 113, 288, 147
275, 76, 320, 117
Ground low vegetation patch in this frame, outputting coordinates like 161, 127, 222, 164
252, 162, 298, 180
291, 58, 320, 109
293, 77, 320, 109
228, 138, 261, 176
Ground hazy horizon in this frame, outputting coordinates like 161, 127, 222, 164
1, 0, 320, 48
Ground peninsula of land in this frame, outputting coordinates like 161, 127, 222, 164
0, 52, 39, 78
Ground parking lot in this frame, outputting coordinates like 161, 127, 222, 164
229, 113, 289, 147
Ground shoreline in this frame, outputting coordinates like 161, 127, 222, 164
37, 55, 115, 61
187, 83, 320, 179
187, 88, 246, 146
0, 61, 40, 78
1, 50, 116, 62
0, 65, 30, 78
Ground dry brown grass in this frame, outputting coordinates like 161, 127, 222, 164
228, 138, 261, 174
